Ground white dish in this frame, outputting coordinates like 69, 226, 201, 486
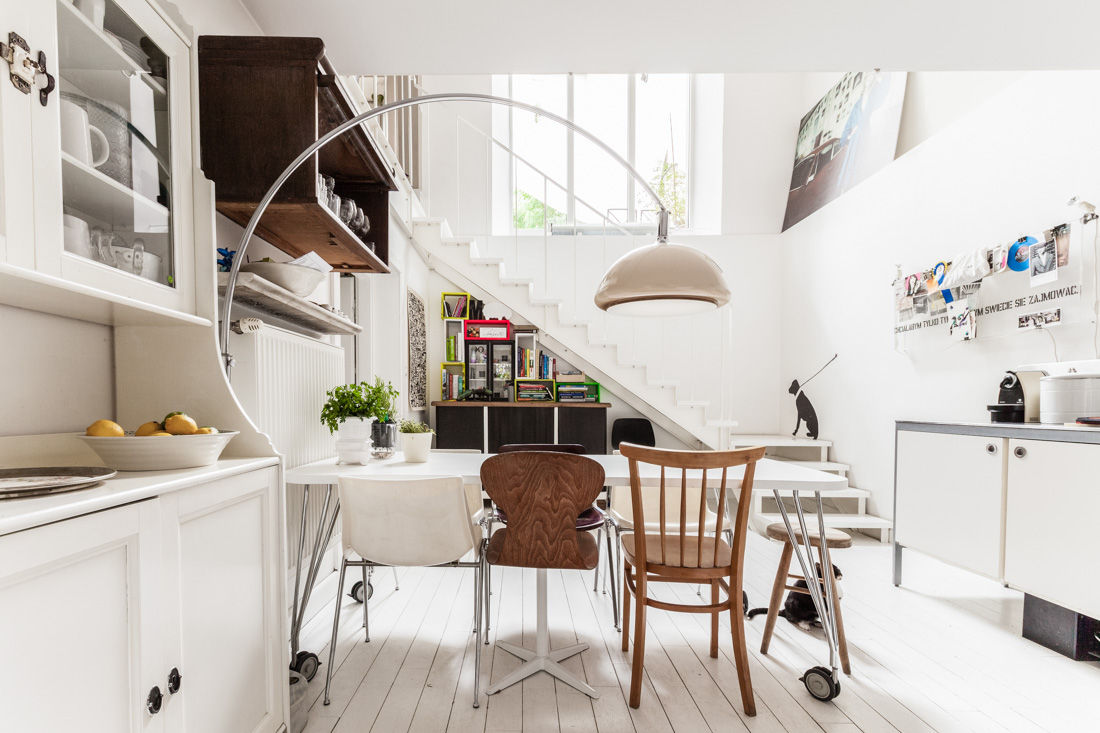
79, 431, 238, 471
241, 262, 325, 297
0, 466, 117, 498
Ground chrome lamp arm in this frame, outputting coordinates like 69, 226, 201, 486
219, 92, 669, 374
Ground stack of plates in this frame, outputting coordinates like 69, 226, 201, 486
0, 467, 116, 500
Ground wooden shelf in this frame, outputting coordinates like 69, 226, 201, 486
430, 401, 611, 409
218, 272, 362, 335
217, 200, 388, 273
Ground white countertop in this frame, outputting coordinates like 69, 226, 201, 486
285, 452, 848, 493
0, 457, 279, 537
897, 419, 1100, 444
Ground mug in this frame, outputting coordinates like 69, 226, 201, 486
60, 99, 109, 168
74, 0, 106, 28
63, 214, 92, 258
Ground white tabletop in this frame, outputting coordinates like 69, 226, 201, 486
285, 452, 848, 493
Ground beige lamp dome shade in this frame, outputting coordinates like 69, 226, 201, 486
594, 240, 731, 315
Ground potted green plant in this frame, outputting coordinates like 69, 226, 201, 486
399, 419, 434, 462
320, 378, 399, 463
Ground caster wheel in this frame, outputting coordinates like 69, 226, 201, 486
800, 666, 840, 701
349, 580, 373, 604
292, 651, 321, 682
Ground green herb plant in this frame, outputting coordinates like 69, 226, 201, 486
320, 378, 400, 434
398, 419, 433, 434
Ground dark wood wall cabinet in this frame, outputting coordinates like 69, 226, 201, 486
198, 36, 396, 272
432, 402, 610, 455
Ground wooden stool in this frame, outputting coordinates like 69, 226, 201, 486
760, 522, 852, 675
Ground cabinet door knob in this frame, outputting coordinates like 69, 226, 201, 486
1014, 446, 1027, 458
146, 685, 163, 715
985, 443, 998, 454
167, 667, 182, 694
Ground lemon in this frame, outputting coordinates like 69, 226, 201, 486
86, 419, 124, 437
135, 421, 163, 437
164, 413, 198, 435
150, 431, 172, 437
195, 426, 219, 435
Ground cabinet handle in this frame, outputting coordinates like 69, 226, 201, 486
146, 685, 163, 715
1014, 446, 1027, 458
167, 667, 182, 695
985, 443, 998, 455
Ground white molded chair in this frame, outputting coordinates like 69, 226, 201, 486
323, 475, 487, 707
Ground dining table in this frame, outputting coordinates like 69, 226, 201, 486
283, 450, 850, 699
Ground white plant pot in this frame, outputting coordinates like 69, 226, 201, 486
402, 432, 434, 463
336, 417, 373, 464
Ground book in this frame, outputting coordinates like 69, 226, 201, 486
555, 372, 586, 383
446, 336, 456, 362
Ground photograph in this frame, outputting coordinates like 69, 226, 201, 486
782, 71, 907, 230
1029, 237, 1058, 286
913, 293, 929, 315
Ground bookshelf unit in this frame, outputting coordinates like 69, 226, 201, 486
441, 362, 465, 401
441, 291, 471, 319
556, 380, 602, 404
515, 379, 556, 402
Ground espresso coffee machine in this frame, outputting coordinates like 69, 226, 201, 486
987, 370, 1046, 422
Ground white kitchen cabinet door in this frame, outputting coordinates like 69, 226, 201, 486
1005, 439, 1100, 618
895, 430, 1006, 579
0, 500, 164, 733
159, 467, 286, 733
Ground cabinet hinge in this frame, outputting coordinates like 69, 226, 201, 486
0, 32, 54, 105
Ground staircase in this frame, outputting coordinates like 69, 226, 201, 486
731, 434, 892, 542
412, 217, 728, 449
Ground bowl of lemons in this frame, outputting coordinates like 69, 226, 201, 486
80, 412, 238, 471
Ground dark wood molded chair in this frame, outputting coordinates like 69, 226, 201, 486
619, 441, 765, 715
481, 451, 604, 697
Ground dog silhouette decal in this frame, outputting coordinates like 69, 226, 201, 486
790, 354, 837, 440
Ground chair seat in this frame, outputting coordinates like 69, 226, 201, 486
609, 507, 721, 534
486, 527, 600, 570
496, 506, 605, 531
765, 522, 852, 549
621, 532, 732, 571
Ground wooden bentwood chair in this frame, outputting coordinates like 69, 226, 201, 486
619, 442, 766, 715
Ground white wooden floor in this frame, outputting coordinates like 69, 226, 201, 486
295, 532, 1100, 732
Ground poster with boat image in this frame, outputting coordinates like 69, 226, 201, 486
782, 71, 907, 230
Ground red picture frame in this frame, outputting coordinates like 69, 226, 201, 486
464, 319, 512, 340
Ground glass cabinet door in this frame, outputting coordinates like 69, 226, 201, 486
54, 0, 176, 290
466, 343, 489, 394
490, 343, 513, 400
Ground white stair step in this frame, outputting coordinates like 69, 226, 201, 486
529, 297, 564, 306
705, 418, 739, 427
731, 433, 832, 448
499, 277, 534, 286
652, 380, 680, 388
758, 512, 892, 530
771, 457, 850, 475
440, 236, 473, 246
470, 256, 504, 265
764, 486, 866, 499
677, 400, 708, 407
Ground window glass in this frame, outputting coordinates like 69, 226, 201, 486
511, 75, 567, 229
573, 74, 628, 225
634, 74, 689, 227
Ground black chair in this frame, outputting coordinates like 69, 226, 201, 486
611, 418, 655, 450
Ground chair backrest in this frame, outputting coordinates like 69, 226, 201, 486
337, 475, 478, 567
619, 442, 766, 572
498, 442, 586, 454
609, 484, 714, 530
481, 451, 604, 569
612, 418, 655, 449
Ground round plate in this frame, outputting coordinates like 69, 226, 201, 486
0, 467, 116, 499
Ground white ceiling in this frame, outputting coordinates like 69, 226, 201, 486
238, 0, 1100, 75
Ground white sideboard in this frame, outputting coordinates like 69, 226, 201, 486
0, 458, 286, 733
894, 420, 1100, 620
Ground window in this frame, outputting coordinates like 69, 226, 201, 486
492, 74, 696, 234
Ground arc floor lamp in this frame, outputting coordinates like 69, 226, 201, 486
220, 92, 731, 372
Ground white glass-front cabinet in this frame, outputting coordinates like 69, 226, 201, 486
1, 0, 196, 316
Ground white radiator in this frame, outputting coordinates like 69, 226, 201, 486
229, 324, 344, 586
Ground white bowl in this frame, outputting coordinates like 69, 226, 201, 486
79, 431, 238, 471
241, 262, 325, 297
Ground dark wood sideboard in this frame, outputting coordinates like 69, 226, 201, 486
431, 402, 610, 454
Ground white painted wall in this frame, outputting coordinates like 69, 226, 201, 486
778, 71, 1100, 517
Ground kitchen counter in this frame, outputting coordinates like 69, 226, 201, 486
0, 457, 279, 537
897, 419, 1100, 444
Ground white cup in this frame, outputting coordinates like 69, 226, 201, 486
63, 214, 92, 258
74, 0, 106, 28
60, 99, 109, 168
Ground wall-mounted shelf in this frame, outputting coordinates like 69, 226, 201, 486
198, 36, 395, 273
218, 272, 362, 335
